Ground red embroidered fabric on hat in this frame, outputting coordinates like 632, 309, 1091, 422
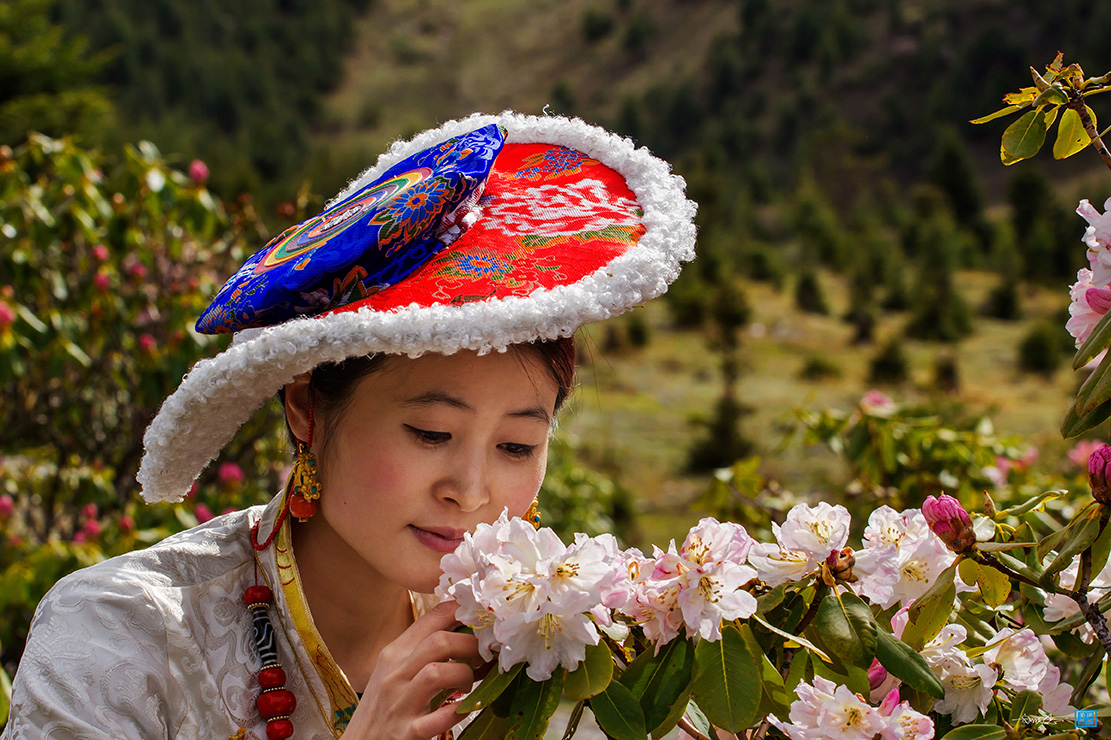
327, 143, 645, 314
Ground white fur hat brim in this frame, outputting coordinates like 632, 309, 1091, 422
137, 112, 697, 503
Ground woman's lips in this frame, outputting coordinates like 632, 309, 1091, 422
410, 525, 465, 553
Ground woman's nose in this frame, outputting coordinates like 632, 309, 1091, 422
437, 450, 490, 511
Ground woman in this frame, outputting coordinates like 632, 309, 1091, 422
3, 112, 695, 739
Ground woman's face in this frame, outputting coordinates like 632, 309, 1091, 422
307, 349, 558, 593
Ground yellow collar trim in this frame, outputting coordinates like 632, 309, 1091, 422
273, 503, 360, 733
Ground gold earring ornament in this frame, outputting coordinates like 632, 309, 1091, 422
524, 498, 541, 530
288, 440, 320, 521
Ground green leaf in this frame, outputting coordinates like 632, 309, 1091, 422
1003, 86, 1039, 106
1032, 83, 1068, 108
1062, 397, 1111, 439
1001, 109, 1048, 165
564, 642, 614, 701
813, 590, 878, 668
751, 613, 833, 663
619, 638, 695, 734
691, 623, 761, 732
590, 681, 647, 740
650, 687, 690, 739
1075, 351, 1111, 417
1075, 306, 1111, 369
939, 724, 1008, 740
457, 663, 524, 714
683, 699, 713, 740
874, 630, 945, 699
1042, 505, 1104, 582
973, 541, 1037, 552
995, 489, 1066, 519
1090, 512, 1111, 578
457, 706, 511, 740
970, 104, 1024, 124
902, 561, 959, 650
1054, 107, 1093, 159
739, 623, 790, 713
0, 664, 9, 728
957, 559, 1012, 608
505, 671, 564, 740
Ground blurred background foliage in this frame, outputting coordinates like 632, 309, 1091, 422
4, 0, 1111, 721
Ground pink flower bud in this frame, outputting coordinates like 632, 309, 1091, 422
82, 503, 98, 519
119, 515, 135, 533
0, 494, 13, 518
877, 687, 901, 716
194, 503, 214, 523
91, 244, 109, 262
126, 262, 148, 280
922, 494, 976, 554
188, 159, 209, 185
93, 271, 111, 291
1090, 445, 1111, 504
868, 659, 889, 691
73, 531, 86, 543
861, 389, 895, 415
0, 301, 14, 327
81, 519, 102, 539
139, 334, 157, 354
218, 462, 244, 487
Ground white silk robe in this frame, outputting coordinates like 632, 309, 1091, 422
2, 493, 429, 739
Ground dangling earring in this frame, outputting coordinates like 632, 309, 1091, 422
524, 497, 541, 530
288, 394, 320, 521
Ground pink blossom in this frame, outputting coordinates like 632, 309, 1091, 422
861, 389, 896, 416
91, 244, 109, 261
93, 271, 111, 290
138, 334, 156, 354
73, 531, 86, 543
119, 515, 135, 533
1069, 439, 1107, 468
194, 503, 214, 523
0, 494, 13, 518
188, 159, 209, 185
126, 262, 148, 280
0, 302, 14, 327
81, 503, 98, 519
218, 462, 244, 487
81, 519, 102, 539
921, 495, 975, 554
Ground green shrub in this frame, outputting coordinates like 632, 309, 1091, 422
869, 338, 909, 385
798, 355, 842, 381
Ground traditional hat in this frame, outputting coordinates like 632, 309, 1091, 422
138, 111, 697, 503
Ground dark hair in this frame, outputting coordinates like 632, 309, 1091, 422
278, 336, 577, 449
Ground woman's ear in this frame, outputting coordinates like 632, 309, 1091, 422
283, 372, 313, 444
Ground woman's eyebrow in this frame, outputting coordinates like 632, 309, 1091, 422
401, 391, 551, 425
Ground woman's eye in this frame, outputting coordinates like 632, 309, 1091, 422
500, 443, 537, 459
405, 425, 451, 445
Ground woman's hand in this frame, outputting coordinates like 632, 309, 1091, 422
344, 600, 483, 740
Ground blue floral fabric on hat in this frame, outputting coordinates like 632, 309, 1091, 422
195, 124, 506, 334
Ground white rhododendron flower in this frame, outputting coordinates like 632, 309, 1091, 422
1038, 665, 1076, 717
616, 518, 758, 646
931, 657, 998, 725
436, 511, 627, 681
1043, 555, 1111, 643
854, 507, 968, 609
1067, 267, 1111, 347
770, 677, 932, 740
1079, 197, 1111, 286
982, 628, 1050, 693
749, 502, 850, 586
